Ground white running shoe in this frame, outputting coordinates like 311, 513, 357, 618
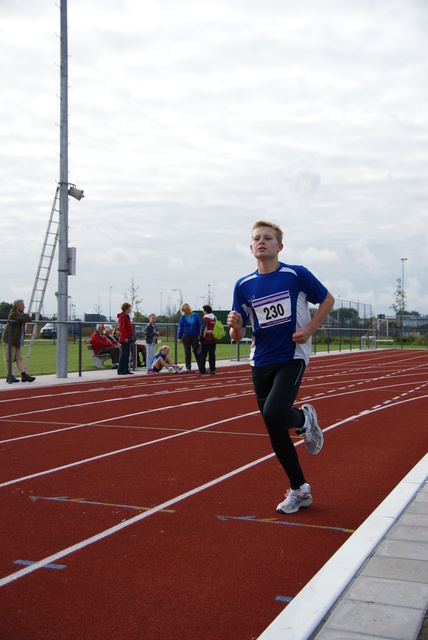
168, 367, 177, 374
277, 486, 313, 514
297, 404, 324, 455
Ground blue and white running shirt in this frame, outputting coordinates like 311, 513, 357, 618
231, 263, 328, 367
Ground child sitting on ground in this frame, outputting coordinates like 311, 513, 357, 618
147, 345, 183, 374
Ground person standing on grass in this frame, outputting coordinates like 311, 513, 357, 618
2, 299, 36, 383
198, 304, 216, 375
227, 221, 334, 514
178, 303, 202, 373
117, 302, 134, 375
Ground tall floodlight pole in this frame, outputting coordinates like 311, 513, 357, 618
57, 0, 69, 378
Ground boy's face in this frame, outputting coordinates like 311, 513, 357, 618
250, 226, 283, 260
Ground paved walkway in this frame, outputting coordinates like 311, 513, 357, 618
0, 359, 238, 391
259, 457, 428, 640
2, 365, 428, 639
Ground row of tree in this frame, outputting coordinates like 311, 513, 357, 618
0, 277, 420, 325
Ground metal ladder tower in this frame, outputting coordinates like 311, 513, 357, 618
23, 186, 60, 369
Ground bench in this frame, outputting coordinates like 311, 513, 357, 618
85, 339, 113, 369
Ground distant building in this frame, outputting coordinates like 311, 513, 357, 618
84, 313, 106, 323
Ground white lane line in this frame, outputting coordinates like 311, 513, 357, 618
2, 383, 427, 487
0, 411, 259, 488
0, 393, 254, 445
0, 384, 254, 420
0, 450, 275, 588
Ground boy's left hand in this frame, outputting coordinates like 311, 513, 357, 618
292, 327, 311, 344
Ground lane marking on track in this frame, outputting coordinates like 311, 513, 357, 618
0, 412, 259, 488
29, 495, 176, 514
0, 451, 275, 588
300, 380, 428, 405
0, 393, 256, 445
1, 374, 426, 446
215, 514, 354, 533
14, 559, 66, 570
1, 386, 428, 488
0, 379, 252, 411
1, 355, 426, 417
0, 388, 255, 424
1, 393, 427, 588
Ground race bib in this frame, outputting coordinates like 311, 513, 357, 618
253, 291, 291, 328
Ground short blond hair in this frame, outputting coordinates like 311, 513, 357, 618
181, 303, 191, 315
252, 220, 283, 244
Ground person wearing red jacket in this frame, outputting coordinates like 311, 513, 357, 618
198, 304, 216, 375
117, 302, 134, 375
90, 323, 120, 368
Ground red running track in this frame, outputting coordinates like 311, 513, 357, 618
0, 349, 427, 639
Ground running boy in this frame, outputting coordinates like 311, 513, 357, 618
227, 221, 334, 514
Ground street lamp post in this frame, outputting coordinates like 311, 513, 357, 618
56, 0, 69, 379
401, 257, 408, 348
56, 0, 84, 377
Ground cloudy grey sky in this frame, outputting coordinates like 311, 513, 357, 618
1, 0, 427, 320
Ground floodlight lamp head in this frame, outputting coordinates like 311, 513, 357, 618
68, 186, 85, 201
